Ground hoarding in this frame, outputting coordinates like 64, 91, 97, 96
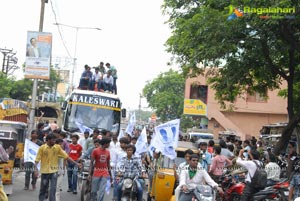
183, 99, 207, 116
25, 31, 52, 79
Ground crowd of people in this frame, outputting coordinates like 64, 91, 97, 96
22, 119, 300, 201
78, 62, 118, 94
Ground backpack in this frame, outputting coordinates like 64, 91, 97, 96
251, 160, 267, 189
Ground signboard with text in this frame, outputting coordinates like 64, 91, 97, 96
25, 31, 52, 80
183, 99, 207, 116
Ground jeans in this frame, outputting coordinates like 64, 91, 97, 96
39, 173, 58, 201
55, 173, 64, 201
25, 162, 37, 188
91, 176, 108, 201
241, 182, 259, 201
113, 77, 117, 94
90, 80, 104, 91
67, 162, 78, 192
79, 78, 91, 89
117, 178, 144, 201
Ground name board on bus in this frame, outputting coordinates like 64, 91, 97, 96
71, 94, 120, 108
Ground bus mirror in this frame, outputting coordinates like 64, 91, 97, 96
61, 101, 67, 110
121, 108, 126, 118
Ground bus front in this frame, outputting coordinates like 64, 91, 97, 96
62, 90, 121, 135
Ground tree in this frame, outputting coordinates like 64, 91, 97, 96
0, 72, 13, 97
9, 79, 33, 100
143, 69, 185, 122
163, 0, 300, 153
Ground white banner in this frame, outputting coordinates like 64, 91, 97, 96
135, 127, 148, 155
125, 112, 136, 136
24, 139, 40, 164
151, 119, 180, 160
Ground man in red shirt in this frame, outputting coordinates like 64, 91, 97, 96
67, 134, 82, 194
89, 138, 111, 201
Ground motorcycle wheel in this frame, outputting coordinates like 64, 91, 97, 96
80, 180, 91, 201
231, 193, 241, 201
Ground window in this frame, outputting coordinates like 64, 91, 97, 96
247, 91, 267, 103
190, 85, 208, 104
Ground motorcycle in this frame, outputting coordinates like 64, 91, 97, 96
192, 184, 217, 201
120, 174, 141, 201
78, 159, 91, 201
217, 169, 289, 201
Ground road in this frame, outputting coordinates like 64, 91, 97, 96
8, 170, 148, 201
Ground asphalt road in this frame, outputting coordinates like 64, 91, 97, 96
8, 170, 148, 201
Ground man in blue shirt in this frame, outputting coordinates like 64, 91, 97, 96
79, 65, 92, 89
199, 142, 212, 172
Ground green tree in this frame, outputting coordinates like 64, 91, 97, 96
143, 69, 185, 122
9, 79, 33, 100
0, 72, 13, 97
163, 0, 300, 153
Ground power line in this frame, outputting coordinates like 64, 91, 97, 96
49, 0, 72, 58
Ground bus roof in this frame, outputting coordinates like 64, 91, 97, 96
0, 120, 27, 127
189, 132, 214, 137
71, 89, 120, 99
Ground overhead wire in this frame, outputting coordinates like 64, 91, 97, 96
49, 0, 72, 58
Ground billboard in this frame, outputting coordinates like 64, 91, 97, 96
25, 31, 52, 80
183, 99, 207, 116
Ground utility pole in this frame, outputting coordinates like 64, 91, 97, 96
139, 93, 142, 123
28, 0, 47, 135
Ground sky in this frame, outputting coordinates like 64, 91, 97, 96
0, 0, 178, 110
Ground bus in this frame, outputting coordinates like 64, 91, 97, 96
61, 89, 126, 137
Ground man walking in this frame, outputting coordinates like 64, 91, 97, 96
89, 138, 111, 201
24, 130, 43, 190
34, 134, 81, 201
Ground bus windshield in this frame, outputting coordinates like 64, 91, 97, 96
64, 104, 120, 133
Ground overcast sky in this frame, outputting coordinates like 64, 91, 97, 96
0, 0, 178, 110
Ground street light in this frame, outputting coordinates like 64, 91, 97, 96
53, 22, 101, 93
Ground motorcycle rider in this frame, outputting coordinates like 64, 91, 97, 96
177, 154, 223, 201
116, 144, 146, 201
236, 148, 264, 201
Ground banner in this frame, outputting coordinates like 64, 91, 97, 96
24, 139, 40, 164
150, 119, 180, 160
117, 129, 124, 141
135, 127, 148, 155
125, 112, 136, 136
183, 99, 207, 116
25, 31, 52, 80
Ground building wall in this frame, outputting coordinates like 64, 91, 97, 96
185, 69, 288, 140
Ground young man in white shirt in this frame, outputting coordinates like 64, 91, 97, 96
265, 153, 281, 186
90, 67, 103, 91
102, 70, 114, 93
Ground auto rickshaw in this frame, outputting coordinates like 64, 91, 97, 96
148, 141, 199, 201
0, 127, 18, 195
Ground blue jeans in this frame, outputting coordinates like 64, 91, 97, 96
91, 176, 108, 201
113, 77, 117, 94
117, 178, 144, 201
67, 162, 78, 192
39, 173, 58, 201
103, 83, 113, 92
25, 162, 37, 188
79, 78, 91, 89
90, 80, 104, 91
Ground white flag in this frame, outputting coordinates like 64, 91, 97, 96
118, 129, 124, 141
151, 119, 180, 160
125, 112, 136, 136
24, 139, 40, 164
135, 127, 148, 155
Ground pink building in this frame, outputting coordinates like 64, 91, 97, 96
184, 70, 287, 140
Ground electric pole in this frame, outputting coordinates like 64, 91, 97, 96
28, 0, 47, 135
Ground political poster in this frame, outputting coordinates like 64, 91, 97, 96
25, 31, 52, 80
125, 112, 136, 136
24, 139, 40, 164
151, 119, 180, 160
135, 127, 148, 155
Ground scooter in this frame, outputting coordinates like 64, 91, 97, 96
192, 184, 217, 201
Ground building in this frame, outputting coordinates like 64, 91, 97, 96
184, 69, 287, 140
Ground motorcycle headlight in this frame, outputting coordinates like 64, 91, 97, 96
123, 178, 133, 189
